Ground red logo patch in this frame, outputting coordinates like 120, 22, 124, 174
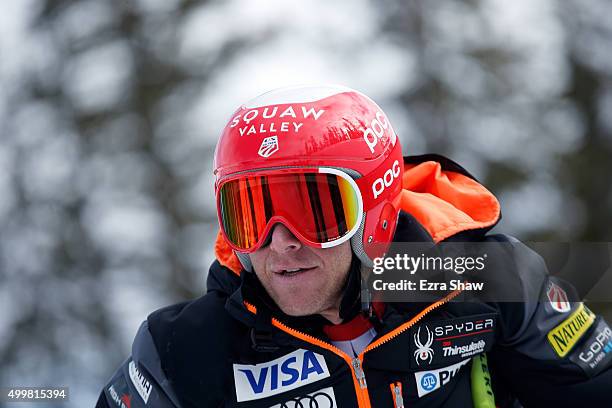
547, 283, 571, 313
120, 394, 131, 408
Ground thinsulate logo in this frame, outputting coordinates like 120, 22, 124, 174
547, 304, 595, 357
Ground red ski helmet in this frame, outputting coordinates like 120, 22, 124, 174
214, 85, 403, 269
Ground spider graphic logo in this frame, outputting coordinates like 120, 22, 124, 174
414, 325, 435, 365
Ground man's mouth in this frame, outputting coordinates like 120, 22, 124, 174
276, 267, 316, 276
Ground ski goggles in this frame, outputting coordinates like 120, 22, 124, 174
216, 167, 364, 253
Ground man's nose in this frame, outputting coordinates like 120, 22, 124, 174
268, 223, 302, 253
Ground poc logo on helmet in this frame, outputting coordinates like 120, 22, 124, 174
372, 160, 401, 199
363, 111, 390, 154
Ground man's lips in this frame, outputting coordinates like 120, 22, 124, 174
271, 266, 317, 276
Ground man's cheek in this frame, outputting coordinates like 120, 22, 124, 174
248, 252, 265, 275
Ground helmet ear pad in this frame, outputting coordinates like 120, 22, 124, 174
351, 194, 401, 268
235, 251, 253, 272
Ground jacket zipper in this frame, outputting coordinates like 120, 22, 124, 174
244, 288, 462, 408
268, 317, 373, 407
390, 381, 404, 408
352, 357, 367, 388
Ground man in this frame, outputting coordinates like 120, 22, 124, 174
96, 85, 612, 407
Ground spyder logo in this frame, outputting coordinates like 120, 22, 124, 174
414, 326, 435, 366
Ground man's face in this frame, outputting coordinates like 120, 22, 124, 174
249, 223, 353, 321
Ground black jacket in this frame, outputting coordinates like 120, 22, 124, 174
96, 156, 612, 407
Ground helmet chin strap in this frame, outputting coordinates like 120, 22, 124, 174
350, 216, 373, 316
361, 282, 373, 317
350, 215, 373, 268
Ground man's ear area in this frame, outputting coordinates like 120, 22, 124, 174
215, 230, 243, 276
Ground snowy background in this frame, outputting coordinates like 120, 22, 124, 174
1, 0, 611, 406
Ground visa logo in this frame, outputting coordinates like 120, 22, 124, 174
233, 349, 330, 402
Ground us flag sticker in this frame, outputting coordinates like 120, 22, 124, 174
258, 136, 279, 158
547, 282, 571, 313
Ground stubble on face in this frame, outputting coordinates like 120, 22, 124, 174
249, 225, 353, 324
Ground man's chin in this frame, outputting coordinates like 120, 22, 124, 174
276, 299, 321, 318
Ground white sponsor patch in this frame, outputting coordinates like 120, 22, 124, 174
258, 136, 279, 158
414, 359, 470, 397
233, 349, 330, 402
269, 386, 336, 408
128, 361, 152, 404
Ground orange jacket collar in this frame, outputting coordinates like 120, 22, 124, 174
400, 159, 500, 243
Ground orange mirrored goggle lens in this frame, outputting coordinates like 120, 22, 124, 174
218, 171, 362, 252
